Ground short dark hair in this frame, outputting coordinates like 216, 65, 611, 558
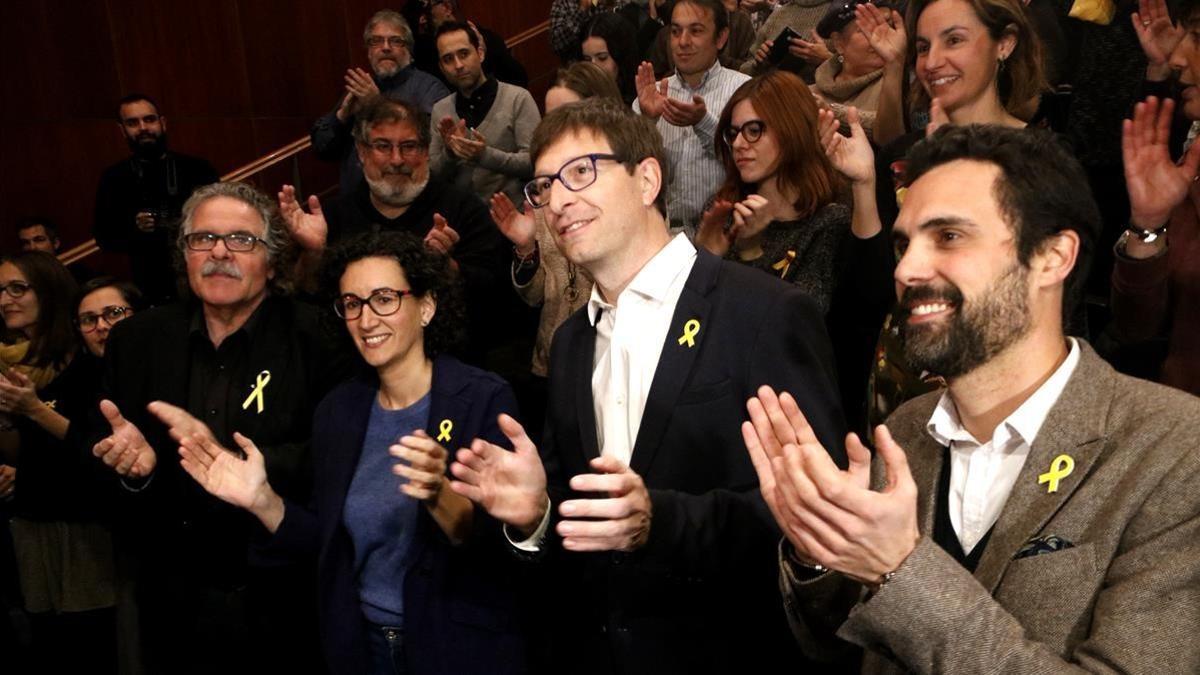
672, 0, 729, 36
905, 125, 1099, 321
320, 231, 465, 358
16, 217, 59, 241
530, 98, 670, 216
75, 276, 145, 316
352, 95, 432, 149
117, 93, 160, 120
434, 20, 480, 50
0, 251, 79, 369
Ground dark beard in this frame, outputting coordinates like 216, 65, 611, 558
896, 263, 1031, 379
127, 132, 168, 159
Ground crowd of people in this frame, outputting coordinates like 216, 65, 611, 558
3, 0, 1200, 673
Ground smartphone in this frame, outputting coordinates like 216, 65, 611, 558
767, 26, 802, 64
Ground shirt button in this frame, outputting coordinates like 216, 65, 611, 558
209, 409, 218, 416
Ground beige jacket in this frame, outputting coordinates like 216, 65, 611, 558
781, 342, 1200, 673
512, 213, 591, 377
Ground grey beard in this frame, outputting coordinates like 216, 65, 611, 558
367, 174, 428, 207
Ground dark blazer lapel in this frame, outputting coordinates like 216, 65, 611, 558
325, 378, 376, 535
568, 315, 601, 462
973, 344, 1111, 593
426, 355, 471, 455
877, 395, 943, 536
628, 251, 716, 477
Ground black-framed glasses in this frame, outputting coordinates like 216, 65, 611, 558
0, 281, 31, 298
367, 140, 423, 159
335, 288, 415, 320
722, 120, 767, 147
77, 305, 134, 333
524, 153, 626, 209
183, 232, 266, 253
366, 36, 408, 48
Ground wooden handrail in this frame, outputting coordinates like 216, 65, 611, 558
59, 20, 551, 267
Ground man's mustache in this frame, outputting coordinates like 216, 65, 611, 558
201, 260, 243, 279
382, 164, 415, 176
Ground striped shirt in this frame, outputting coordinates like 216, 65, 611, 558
635, 59, 750, 232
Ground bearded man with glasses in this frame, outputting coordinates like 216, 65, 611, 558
448, 98, 846, 673
88, 181, 352, 674
282, 95, 512, 366
312, 10, 450, 197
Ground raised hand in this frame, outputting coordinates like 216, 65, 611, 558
278, 184, 328, 253
448, 128, 487, 161
449, 414, 548, 535
424, 213, 461, 256
823, 107, 875, 185
179, 431, 285, 532
390, 429, 450, 502
856, 4, 906, 65
731, 194, 772, 240
1123, 96, 1200, 228
788, 30, 832, 65
490, 192, 536, 252
695, 199, 737, 257
662, 94, 707, 128
0, 370, 42, 417
92, 400, 156, 478
1132, 0, 1184, 79
742, 386, 918, 584
636, 61, 669, 119
438, 116, 462, 144
345, 67, 380, 100
147, 401, 217, 446
557, 455, 652, 552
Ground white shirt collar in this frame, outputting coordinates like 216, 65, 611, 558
673, 59, 724, 91
927, 338, 1082, 447
587, 234, 696, 326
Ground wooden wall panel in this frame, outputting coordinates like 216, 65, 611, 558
238, 0, 350, 118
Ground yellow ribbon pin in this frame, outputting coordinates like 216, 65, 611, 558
677, 319, 701, 348
241, 370, 271, 415
771, 250, 797, 279
437, 419, 453, 443
1037, 454, 1075, 493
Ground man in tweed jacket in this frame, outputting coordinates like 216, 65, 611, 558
744, 124, 1200, 673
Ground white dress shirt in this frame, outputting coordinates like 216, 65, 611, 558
588, 234, 698, 465
509, 234, 697, 549
925, 338, 1081, 553
633, 60, 750, 231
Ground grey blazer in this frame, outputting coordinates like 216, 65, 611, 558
781, 341, 1200, 674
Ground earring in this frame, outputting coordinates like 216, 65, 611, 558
837, 53, 845, 64
998, 56, 1007, 72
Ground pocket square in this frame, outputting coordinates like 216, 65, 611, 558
1014, 535, 1075, 560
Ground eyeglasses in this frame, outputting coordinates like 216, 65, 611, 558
0, 281, 31, 298
524, 153, 626, 209
367, 36, 408, 49
722, 120, 767, 147
335, 288, 415, 320
77, 305, 134, 333
183, 232, 265, 252
367, 140, 423, 159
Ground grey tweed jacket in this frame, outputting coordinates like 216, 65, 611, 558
780, 341, 1200, 674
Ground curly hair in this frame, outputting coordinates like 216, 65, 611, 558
320, 231, 465, 358
1, 251, 79, 369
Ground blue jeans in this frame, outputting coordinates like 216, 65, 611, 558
367, 623, 406, 675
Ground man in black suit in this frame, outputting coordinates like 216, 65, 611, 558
449, 98, 847, 673
90, 181, 350, 674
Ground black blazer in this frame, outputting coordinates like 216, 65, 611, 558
96, 296, 352, 576
269, 355, 529, 675
536, 248, 848, 674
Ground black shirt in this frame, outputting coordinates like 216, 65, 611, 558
185, 302, 265, 449
455, 77, 499, 130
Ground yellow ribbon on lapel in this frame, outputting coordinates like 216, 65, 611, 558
241, 370, 271, 415
771, 250, 796, 279
677, 319, 701, 348
437, 419, 453, 443
1037, 454, 1074, 493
